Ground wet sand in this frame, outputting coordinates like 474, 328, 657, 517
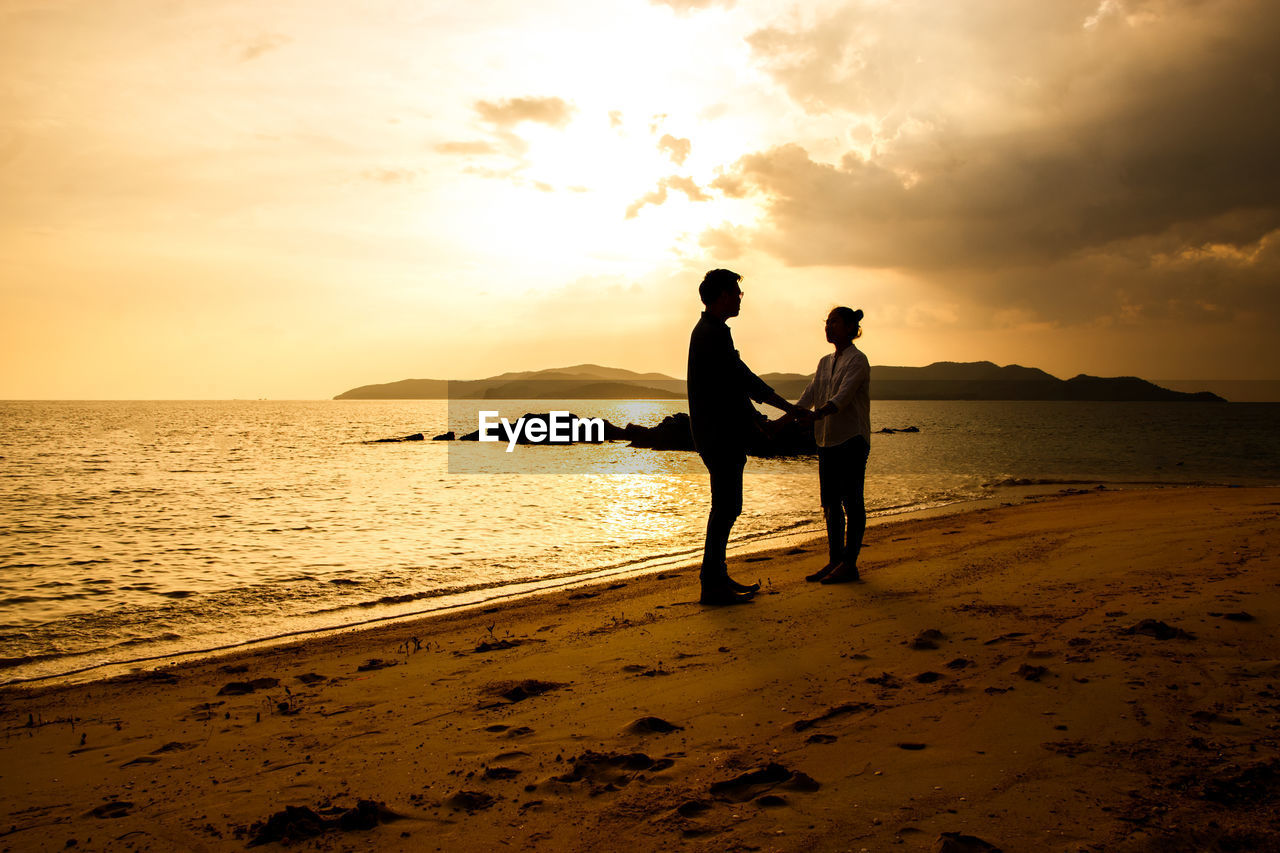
2, 486, 1278, 852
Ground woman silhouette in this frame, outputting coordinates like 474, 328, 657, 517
797, 307, 871, 583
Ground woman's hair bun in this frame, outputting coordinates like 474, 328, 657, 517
852, 309, 864, 323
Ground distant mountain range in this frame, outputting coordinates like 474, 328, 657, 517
335, 362, 1226, 402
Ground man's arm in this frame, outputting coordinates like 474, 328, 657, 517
738, 353, 810, 417
762, 389, 813, 418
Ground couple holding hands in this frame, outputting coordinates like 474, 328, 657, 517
687, 268, 871, 605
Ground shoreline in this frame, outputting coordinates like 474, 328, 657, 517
4, 485, 1278, 852
0, 479, 1195, 690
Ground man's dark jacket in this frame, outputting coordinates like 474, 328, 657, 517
687, 312, 775, 455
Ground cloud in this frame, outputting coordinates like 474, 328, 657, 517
474, 96, 575, 129
650, 0, 736, 13
713, 0, 1280, 327
362, 168, 417, 184
626, 176, 712, 218
235, 33, 290, 62
698, 224, 750, 259
609, 110, 623, 129
664, 175, 710, 202
625, 186, 668, 220
434, 140, 499, 156
657, 134, 691, 166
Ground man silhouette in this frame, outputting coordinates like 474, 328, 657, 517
687, 269, 812, 605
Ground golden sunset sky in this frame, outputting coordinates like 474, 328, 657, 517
2, 0, 1277, 399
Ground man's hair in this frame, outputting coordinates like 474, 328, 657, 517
699, 269, 741, 306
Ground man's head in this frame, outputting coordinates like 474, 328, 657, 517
699, 268, 743, 319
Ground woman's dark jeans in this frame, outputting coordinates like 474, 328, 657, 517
818, 436, 870, 566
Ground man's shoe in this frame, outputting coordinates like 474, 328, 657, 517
819, 564, 861, 584
700, 586, 755, 605
726, 575, 760, 594
806, 562, 839, 582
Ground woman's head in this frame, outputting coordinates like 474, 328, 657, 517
825, 306, 863, 344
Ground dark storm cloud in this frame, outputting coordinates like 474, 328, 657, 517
715, 0, 1280, 325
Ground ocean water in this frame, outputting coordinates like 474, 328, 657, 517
1, 399, 1277, 685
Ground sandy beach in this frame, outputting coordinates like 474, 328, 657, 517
2, 486, 1278, 852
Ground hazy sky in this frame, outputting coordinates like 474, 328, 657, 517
3, 0, 1278, 398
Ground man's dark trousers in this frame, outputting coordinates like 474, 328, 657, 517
699, 448, 746, 583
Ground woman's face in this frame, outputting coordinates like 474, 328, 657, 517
825, 311, 852, 344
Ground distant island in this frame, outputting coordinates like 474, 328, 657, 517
335, 362, 1225, 402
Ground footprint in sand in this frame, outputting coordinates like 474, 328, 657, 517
475, 639, 522, 653
120, 755, 160, 767
709, 763, 820, 802
934, 831, 1003, 852
909, 629, 946, 650
1121, 619, 1195, 640
1016, 664, 1049, 681
481, 680, 567, 707
621, 664, 670, 677
482, 766, 521, 780
792, 703, 873, 732
217, 677, 279, 696
541, 751, 676, 795
88, 801, 133, 819
676, 799, 711, 817
445, 791, 496, 812
625, 716, 683, 735
356, 659, 397, 672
